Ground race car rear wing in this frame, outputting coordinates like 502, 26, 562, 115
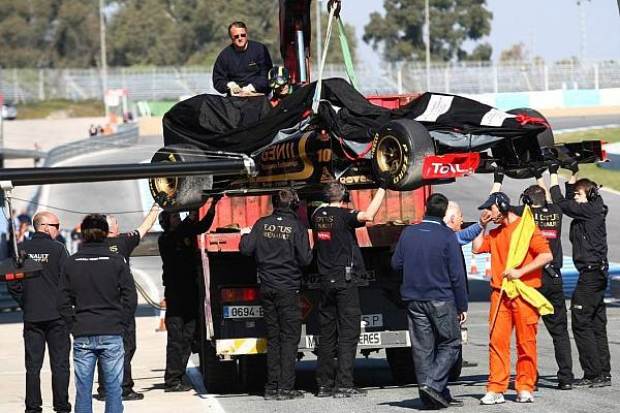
476, 140, 606, 174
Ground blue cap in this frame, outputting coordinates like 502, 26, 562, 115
478, 192, 511, 211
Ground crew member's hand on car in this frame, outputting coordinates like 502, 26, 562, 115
529, 165, 546, 180
565, 158, 579, 174
548, 161, 560, 175
493, 165, 504, 184
376, 172, 391, 190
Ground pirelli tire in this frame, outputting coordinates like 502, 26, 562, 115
502, 108, 555, 180
371, 119, 434, 191
149, 144, 212, 210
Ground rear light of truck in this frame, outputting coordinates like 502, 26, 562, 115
220, 287, 259, 303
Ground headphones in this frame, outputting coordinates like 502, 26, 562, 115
494, 194, 510, 214
274, 189, 301, 210
520, 193, 533, 207
586, 184, 600, 201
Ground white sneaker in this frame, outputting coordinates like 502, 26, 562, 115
516, 390, 534, 403
480, 391, 505, 405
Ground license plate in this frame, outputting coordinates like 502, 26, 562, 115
361, 314, 383, 328
358, 332, 381, 346
223, 305, 264, 319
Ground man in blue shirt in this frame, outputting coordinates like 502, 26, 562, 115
212, 21, 273, 96
392, 193, 467, 409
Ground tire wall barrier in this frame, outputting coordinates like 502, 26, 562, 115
464, 87, 620, 111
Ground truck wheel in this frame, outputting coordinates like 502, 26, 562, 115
200, 341, 238, 394
386, 347, 417, 385
448, 345, 463, 382
149, 144, 212, 210
371, 119, 434, 191
501, 108, 555, 180
238, 354, 267, 394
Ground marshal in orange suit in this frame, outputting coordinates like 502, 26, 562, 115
473, 192, 552, 405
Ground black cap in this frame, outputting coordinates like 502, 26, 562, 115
478, 192, 511, 211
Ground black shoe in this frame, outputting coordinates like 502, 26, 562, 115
573, 377, 596, 387
420, 385, 449, 408
558, 382, 573, 390
122, 390, 144, 401
264, 388, 278, 400
446, 396, 465, 407
164, 383, 193, 392
93, 393, 105, 401
590, 376, 612, 388
333, 387, 367, 398
462, 360, 478, 368
316, 386, 333, 398
277, 389, 304, 400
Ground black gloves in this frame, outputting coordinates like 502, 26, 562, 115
548, 162, 560, 175
493, 165, 504, 184
376, 172, 391, 189
565, 158, 579, 174
529, 165, 546, 179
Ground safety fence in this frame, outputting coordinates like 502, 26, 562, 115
1, 60, 619, 102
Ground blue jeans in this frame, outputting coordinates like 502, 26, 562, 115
407, 301, 461, 398
73, 335, 124, 413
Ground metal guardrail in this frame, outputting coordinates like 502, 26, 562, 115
24, 122, 140, 217
1, 61, 620, 101
1, 123, 141, 310
43, 123, 139, 167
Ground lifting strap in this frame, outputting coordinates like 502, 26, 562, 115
337, 18, 359, 90
312, 2, 360, 113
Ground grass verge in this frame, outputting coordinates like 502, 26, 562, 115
15, 99, 104, 119
555, 128, 620, 191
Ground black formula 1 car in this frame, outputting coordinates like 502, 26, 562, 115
149, 78, 604, 210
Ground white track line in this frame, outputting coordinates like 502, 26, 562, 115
186, 357, 227, 413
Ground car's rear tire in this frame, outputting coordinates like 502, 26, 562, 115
502, 108, 555, 179
371, 119, 434, 190
386, 347, 417, 385
149, 144, 212, 210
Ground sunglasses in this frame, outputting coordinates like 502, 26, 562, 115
42, 223, 60, 229
232, 33, 247, 39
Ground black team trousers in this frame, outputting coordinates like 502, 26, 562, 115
24, 318, 71, 413
261, 287, 302, 391
316, 284, 361, 390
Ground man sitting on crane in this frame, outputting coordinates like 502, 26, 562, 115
213, 21, 273, 97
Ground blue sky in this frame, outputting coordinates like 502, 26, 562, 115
343, 0, 620, 63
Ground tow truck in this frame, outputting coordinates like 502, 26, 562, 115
0, 0, 606, 393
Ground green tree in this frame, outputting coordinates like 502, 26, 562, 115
363, 0, 492, 62
499, 42, 528, 62
0, 0, 100, 68
108, 0, 281, 66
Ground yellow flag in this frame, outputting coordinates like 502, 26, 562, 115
502, 205, 554, 316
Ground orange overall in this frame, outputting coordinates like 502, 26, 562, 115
476, 218, 550, 393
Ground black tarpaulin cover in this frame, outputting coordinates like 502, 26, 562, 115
163, 78, 544, 154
